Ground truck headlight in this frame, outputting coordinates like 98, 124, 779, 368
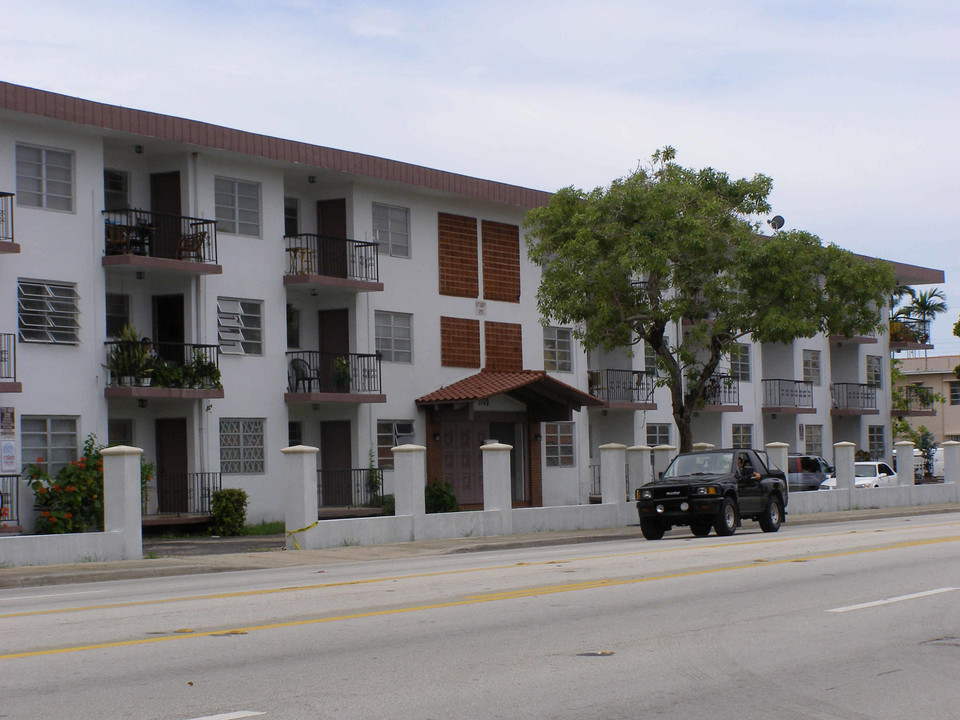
639, 489, 653, 500
694, 486, 718, 496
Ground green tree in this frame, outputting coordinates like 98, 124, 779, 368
525, 147, 896, 452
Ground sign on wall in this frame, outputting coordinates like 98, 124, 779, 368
1, 407, 16, 472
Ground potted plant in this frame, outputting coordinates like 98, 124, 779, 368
188, 350, 222, 390
105, 325, 153, 386
333, 355, 352, 392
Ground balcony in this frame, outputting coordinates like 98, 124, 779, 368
1, 473, 20, 528
702, 374, 741, 411
104, 341, 224, 400
0, 192, 18, 253
283, 234, 383, 292
761, 379, 814, 414
317, 468, 383, 508
285, 351, 386, 403
893, 385, 936, 417
830, 383, 878, 415
0, 333, 21, 393
142, 472, 221, 520
588, 369, 656, 410
102, 209, 221, 275
889, 318, 932, 350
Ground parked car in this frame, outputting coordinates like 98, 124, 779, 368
786, 454, 833, 491
635, 449, 787, 539
820, 461, 897, 489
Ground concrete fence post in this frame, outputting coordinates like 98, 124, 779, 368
482, 442, 513, 535
599, 443, 627, 504
100, 445, 144, 560
942, 441, 960, 485
282, 445, 318, 550
652, 445, 677, 480
393, 444, 426, 518
834, 441, 855, 493
627, 445, 652, 497
895, 441, 916, 487
765, 442, 789, 479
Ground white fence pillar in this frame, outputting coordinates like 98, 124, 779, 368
599, 443, 627, 504
627, 445, 652, 497
834, 441, 855, 492
765, 442, 789, 477
393, 444, 426, 518
482, 442, 513, 535
943, 441, 960, 485
895, 441, 916, 486
652, 444, 677, 479
692, 442, 715, 451
282, 445, 319, 550
100, 445, 143, 560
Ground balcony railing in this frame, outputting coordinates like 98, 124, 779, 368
898, 385, 936, 414
831, 383, 877, 411
889, 318, 931, 347
317, 468, 383, 507
704, 374, 739, 406
1, 474, 19, 525
762, 379, 814, 409
589, 369, 655, 404
103, 209, 218, 264
104, 341, 220, 389
0, 192, 14, 243
286, 351, 381, 395
588, 464, 601, 496
284, 234, 379, 283
149, 472, 221, 515
1, 333, 15, 382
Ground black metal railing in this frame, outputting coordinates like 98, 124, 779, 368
0, 192, 14, 243
150, 472, 221, 515
1, 333, 15, 382
704, 374, 739, 406
1, 474, 19, 524
762, 379, 814, 409
889, 318, 931, 346
286, 350, 381, 394
589, 369, 656, 404
900, 385, 935, 413
104, 341, 220, 388
831, 383, 877, 411
284, 234, 380, 283
317, 468, 383, 507
589, 464, 601, 495
103, 209, 218, 264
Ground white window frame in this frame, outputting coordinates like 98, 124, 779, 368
18, 279, 81, 344
16, 143, 74, 212
804, 424, 823, 456
21, 416, 78, 475
731, 424, 753, 449
647, 423, 671, 447
802, 349, 821, 386
949, 382, 960, 406
543, 327, 573, 373
103, 169, 129, 211
215, 176, 261, 237
220, 418, 265, 474
644, 342, 659, 377
868, 425, 885, 460
372, 203, 410, 258
218, 297, 263, 355
544, 422, 575, 468
866, 355, 882, 388
377, 420, 416, 470
375, 311, 412, 363
729, 343, 750, 382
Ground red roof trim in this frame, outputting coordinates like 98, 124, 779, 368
416, 369, 602, 408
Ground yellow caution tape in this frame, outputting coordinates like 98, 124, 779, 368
285, 520, 319, 550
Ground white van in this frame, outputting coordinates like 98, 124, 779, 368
892, 447, 944, 480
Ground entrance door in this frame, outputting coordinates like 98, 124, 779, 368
320, 421, 352, 506
489, 421, 526, 502
316, 198, 348, 278
150, 172, 182, 259
442, 421, 487, 506
153, 295, 185, 365
318, 308, 349, 390
155, 418, 188, 513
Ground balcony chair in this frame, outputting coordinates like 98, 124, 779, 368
177, 231, 207, 262
288, 358, 322, 393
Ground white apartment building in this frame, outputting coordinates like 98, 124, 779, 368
0, 82, 944, 530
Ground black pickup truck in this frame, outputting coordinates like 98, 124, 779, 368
636, 448, 788, 540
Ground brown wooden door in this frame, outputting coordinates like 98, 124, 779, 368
318, 308, 349, 390
150, 172, 182, 259
441, 421, 487, 505
152, 294, 185, 365
155, 418, 188, 513
320, 421, 352, 506
316, 198, 348, 277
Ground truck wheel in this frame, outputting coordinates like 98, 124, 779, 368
759, 495, 783, 533
714, 497, 738, 536
640, 518, 665, 540
690, 519, 712, 537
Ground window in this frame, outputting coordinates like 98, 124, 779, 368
868, 425, 885, 460
732, 424, 753, 449
375, 311, 412, 363
644, 342, 659, 377
950, 382, 960, 406
802, 349, 821, 386
16, 144, 73, 211
543, 327, 573, 372
377, 421, 416, 469
288, 421, 302, 447
544, 422, 575, 467
373, 203, 410, 258
866, 355, 882, 388
286, 303, 300, 349
21, 416, 77, 475
804, 424, 823, 456
18, 279, 80, 344
729, 343, 750, 382
103, 170, 129, 211
215, 177, 261, 236
220, 418, 265, 474
108, 419, 134, 447
218, 297, 263, 355
647, 424, 671, 447
105, 293, 130, 338
284, 197, 299, 237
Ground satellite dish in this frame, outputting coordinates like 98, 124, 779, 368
768, 215, 785, 230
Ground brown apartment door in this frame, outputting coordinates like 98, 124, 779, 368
318, 308, 349, 390
155, 418, 188, 513
319, 421, 352, 506
150, 172, 182, 259
317, 199, 348, 278
441, 421, 487, 506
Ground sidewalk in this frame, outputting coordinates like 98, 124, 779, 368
2, 504, 957, 589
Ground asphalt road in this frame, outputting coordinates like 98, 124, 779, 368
3, 513, 960, 719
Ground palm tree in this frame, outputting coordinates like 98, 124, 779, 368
908, 287, 947, 363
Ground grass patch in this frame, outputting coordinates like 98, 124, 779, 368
244, 520, 285, 536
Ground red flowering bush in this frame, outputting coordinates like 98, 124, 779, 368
28, 435, 104, 534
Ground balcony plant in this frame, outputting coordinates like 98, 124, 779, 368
150, 358, 184, 388
188, 350, 222, 390
333, 355, 352, 392
105, 325, 153, 386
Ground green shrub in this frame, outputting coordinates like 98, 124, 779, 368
425, 481, 459, 513
210, 488, 249, 536
27, 435, 104, 534
381, 494, 395, 516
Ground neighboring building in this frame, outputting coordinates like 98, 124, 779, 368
895, 355, 960, 443
0, 82, 945, 529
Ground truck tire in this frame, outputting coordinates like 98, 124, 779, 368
640, 518, 665, 540
690, 519, 712, 537
714, 497, 738, 536
759, 495, 783, 533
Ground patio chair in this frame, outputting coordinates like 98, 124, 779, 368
288, 358, 321, 393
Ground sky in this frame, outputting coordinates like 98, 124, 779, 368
2, 0, 958, 351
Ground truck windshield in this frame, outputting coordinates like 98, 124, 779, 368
662, 452, 734, 478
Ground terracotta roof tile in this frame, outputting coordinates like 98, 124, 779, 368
416, 369, 602, 409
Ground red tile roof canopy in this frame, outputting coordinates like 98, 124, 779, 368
0, 82, 552, 210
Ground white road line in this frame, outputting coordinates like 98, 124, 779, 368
185, 712, 265, 720
1, 590, 105, 601
828, 587, 958, 613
